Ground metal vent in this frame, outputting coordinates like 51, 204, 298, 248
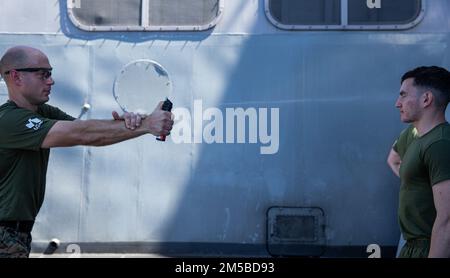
274, 215, 316, 242
267, 207, 326, 257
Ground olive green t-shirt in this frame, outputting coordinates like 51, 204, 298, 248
0, 101, 75, 221
393, 125, 418, 158
397, 122, 450, 241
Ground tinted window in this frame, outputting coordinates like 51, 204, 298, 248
69, 0, 222, 30
268, 0, 341, 25
148, 0, 220, 26
72, 0, 142, 26
348, 0, 421, 25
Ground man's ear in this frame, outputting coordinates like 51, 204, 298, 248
11, 71, 22, 86
422, 91, 434, 108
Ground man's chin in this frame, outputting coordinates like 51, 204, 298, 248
35, 98, 49, 106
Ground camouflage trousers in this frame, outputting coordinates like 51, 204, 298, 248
398, 239, 430, 258
0, 226, 32, 258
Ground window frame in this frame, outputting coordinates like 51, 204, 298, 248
67, 0, 224, 32
264, 0, 426, 31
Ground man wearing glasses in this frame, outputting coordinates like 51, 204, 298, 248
0, 46, 174, 257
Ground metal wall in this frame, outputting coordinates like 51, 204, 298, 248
1, 0, 449, 257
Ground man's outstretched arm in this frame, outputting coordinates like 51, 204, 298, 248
42, 102, 173, 148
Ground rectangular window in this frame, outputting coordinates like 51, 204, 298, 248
268, 0, 341, 26
148, 0, 220, 26
72, 0, 142, 27
67, 0, 223, 31
265, 0, 423, 30
348, 0, 422, 25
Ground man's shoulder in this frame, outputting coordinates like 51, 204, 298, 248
38, 103, 58, 116
0, 101, 15, 112
442, 122, 450, 137
395, 125, 418, 155
432, 122, 450, 142
38, 103, 75, 121
0, 101, 25, 120
0, 102, 46, 131
421, 123, 450, 151
400, 124, 418, 139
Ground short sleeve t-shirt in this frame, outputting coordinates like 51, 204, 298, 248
397, 122, 450, 241
393, 125, 418, 159
0, 101, 75, 221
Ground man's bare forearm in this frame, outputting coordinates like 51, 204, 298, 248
429, 218, 450, 258
429, 182, 450, 258
388, 162, 400, 178
42, 119, 151, 148
42, 105, 173, 148
387, 148, 401, 178
75, 119, 149, 146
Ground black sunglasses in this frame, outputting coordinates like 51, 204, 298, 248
4, 67, 52, 79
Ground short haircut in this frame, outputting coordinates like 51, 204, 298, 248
0, 47, 31, 78
402, 66, 450, 109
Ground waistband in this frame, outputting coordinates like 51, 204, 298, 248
0, 221, 34, 233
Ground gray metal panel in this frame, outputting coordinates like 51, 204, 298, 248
0, 0, 449, 257
0, 0, 61, 33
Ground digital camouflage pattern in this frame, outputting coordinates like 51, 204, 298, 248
0, 226, 32, 258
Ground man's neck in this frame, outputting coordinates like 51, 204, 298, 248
413, 113, 447, 137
